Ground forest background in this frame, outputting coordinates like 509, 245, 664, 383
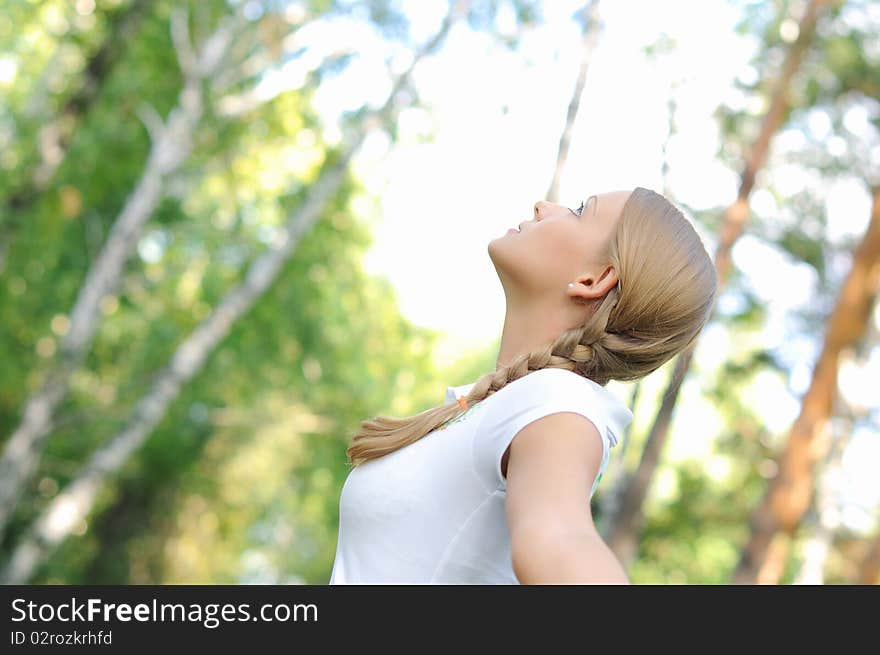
0, 0, 878, 584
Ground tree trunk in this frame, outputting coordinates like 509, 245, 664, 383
731, 185, 880, 584
603, 0, 832, 567
597, 379, 641, 539
794, 522, 836, 585
0, 6, 246, 543
0, 0, 156, 269
605, 343, 693, 561
856, 528, 880, 585
545, 0, 603, 203
0, 0, 471, 586
792, 392, 854, 584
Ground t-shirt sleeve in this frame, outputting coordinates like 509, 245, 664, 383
471, 368, 613, 498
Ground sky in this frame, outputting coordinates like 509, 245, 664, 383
259, 0, 880, 530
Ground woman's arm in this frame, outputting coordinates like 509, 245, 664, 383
504, 411, 630, 584
511, 525, 629, 584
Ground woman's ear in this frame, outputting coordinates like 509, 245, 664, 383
568, 266, 620, 301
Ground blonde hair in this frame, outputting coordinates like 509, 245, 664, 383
347, 187, 718, 466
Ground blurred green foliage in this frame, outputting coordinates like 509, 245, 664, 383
1, 0, 877, 585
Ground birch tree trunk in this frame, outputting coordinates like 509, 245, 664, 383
0, 5, 247, 543
545, 0, 603, 203
0, 0, 471, 586
0, 0, 157, 270
731, 185, 880, 584
604, 0, 832, 566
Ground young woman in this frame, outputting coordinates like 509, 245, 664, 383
329, 187, 718, 584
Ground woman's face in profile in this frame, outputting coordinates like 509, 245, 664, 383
488, 190, 630, 299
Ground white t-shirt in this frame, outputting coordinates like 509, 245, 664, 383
328, 367, 633, 584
